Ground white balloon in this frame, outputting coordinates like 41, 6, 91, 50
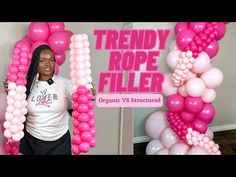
155, 148, 169, 155
146, 139, 164, 155
187, 146, 210, 155
201, 88, 216, 103
169, 142, 190, 155
166, 50, 181, 71
162, 73, 178, 97
145, 111, 169, 139
160, 127, 179, 148
178, 85, 188, 97
191, 52, 212, 74
186, 78, 206, 97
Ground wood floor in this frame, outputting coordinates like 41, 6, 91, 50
134, 130, 236, 155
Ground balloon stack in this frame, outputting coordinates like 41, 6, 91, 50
145, 22, 226, 155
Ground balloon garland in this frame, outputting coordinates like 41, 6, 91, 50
0, 22, 73, 155
145, 22, 226, 155
69, 34, 96, 155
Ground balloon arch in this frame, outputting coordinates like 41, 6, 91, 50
0, 22, 96, 155
145, 22, 226, 155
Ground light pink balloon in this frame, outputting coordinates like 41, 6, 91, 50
186, 78, 206, 97
185, 71, 196, 81
47, 22, 65, 34
162, 73, 178, 97
27, 22, 49, 42
201, 68, 223, 89
178, 85, 188, 97
145, 111, 169, 139
155, 148, 169, 155
191, 52, 212, 74
146, 139, 164, 155
205, 128, 214, 140
160, 127, 180, 148
187, 146, 209, 155
166, 49, 181, 71
201, 88, 216, 103
169, 142, 190, 155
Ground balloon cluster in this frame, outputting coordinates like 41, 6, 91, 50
69, 34, 96, 155
145, 22, 226, 155
0, 22, 72, 155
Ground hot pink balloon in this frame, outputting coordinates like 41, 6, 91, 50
27, 22, 49, 42
185, 96, 204, 114
189, 22, 207, 34
204, 40, 219, 58
176, 29, 196, 51
174, 22, 189, 36
55, 53, 66, 66
192, 119, 207, 133
48, 31, 71, 54
180, 111, 195, 122
47, 22, 65, 34
197, 103, 215, 124
31, 41, 48, 53
214, 22, 226, 40
166, 94, 184, 113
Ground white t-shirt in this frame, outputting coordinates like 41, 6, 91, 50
26, 75, 73, 141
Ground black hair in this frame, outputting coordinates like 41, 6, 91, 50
26, 44, 54, 99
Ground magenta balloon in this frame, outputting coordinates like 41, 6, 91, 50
176, 29, 196, 51
48, 31, 71, 54
197, 103, 215, 124
204, 40, 219, 58
47, 22, 65, 34
31, 41, 48, 53
180, 111, 195, 122
55, 53, 66, 66
174, 22, 189, 36
189, 22, 207, 34
192, 119, 207, 133
214, 22, 226, 40
27, 22, 49, 42
184, 96, 204, 114
166, 94, 184, 113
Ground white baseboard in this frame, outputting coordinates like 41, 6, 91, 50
133, 124, 236, 144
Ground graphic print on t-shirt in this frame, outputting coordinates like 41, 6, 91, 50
30, 88, 58, 107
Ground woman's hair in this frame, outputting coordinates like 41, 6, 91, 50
26, 44, 54, 99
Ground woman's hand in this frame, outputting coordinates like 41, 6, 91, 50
3, 78, 8, 94
90, 82, 96, 101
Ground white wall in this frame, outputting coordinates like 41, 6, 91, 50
0, 22, 132, 154
133, 22, 236, 143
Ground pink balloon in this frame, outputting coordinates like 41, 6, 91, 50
78, 123, 89, 132
145, 111, 169, 139
166, 94, 184, 113
162, 73, 178, 97
8, 74, 18, 82
77, 86, 88, 95
185, 96, 204, 114
160, 127, 180, 148
176, 29, 196, 51
88, 119, 96, 127
204, 40, 219, 58
9, 65, 19, 74
79, 142, 90, 153
72, 110, 79, 119
178, 85, 188, 97
192, 119, 207, 133
77, 104, 89, 113
71, 145, 80, 154
189, 22, 207, 34
166, 50, 181, 71
191, 52, 212, 74
174, 22, 189, 36
89, 138, 96, 147
146, 139, 164, 155
77, 113, 89, 122
214, 22, 226, 40
88, 110, 95, 119
47, 22, 65, 34
80, 131, 92, 142
197, 103, 215, 124
77, 95, 89, 104
55, 53, 66, 66
155, 148, 169, 155
54, 62, 59, 75
180, 111, 195, 122
48, 31, 71, 54
27, 22, 49, 42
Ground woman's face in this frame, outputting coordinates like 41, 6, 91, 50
38, 49, 55, 77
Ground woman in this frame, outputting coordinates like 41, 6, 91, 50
3, 44, 96, 155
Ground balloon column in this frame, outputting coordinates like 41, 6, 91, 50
0, 22, 72, 155
69, 34, 96, 155
145, 22, 226, 155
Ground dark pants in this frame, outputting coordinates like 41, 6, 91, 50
20, 130, 71, 155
